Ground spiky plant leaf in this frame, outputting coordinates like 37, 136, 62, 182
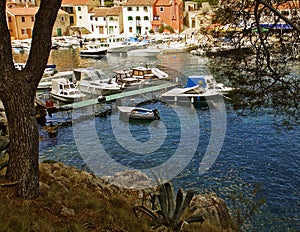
164, 182, 175, 219
173, 189, 194, 224
133, 205, 160, 224
172, 188, 184, 223
157, 185, 171, 225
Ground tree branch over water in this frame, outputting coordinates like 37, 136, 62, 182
211, 0, 300, 124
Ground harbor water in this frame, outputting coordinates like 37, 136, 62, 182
16, 48, 299, 231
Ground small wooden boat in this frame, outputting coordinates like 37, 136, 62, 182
118, 106, 160, 120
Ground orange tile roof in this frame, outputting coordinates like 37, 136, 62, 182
92, 6, 122, 17
276, 1, 300, 10
7, 7, 68, 16
6, 6, 39, 16
62, 0, 90, 5
155, 0, 171, 6
92, 8, 109, 17
107, 6, 122, 15
123, 0, 156, 6
155, 0, 182, 6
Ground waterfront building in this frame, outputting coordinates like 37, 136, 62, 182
183, 1, 218, 33
89, 6, 123, 37
122, 0, 155, 37
61, 0, 100, 33
152, 0, 184, 34
6, 5, 69, 40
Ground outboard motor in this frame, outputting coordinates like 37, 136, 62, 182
152, 109, 160, 120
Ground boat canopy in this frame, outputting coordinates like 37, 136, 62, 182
260, 23, 293, 30
186, 76, 208, 89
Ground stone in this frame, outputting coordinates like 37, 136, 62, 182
60, 206, 75, 217
189, 193, 233, 229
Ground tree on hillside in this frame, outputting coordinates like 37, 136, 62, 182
0, 0, 62, 199
210, 0, 300, 124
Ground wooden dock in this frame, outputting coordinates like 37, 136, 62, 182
59, 82, 177, 110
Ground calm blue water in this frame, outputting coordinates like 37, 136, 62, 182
36, 49, 300, 231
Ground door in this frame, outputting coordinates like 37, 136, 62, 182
57, 28, 62, 36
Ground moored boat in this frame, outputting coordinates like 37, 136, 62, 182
79, 44, 107, 58
50, 78, 86, 103
161, 75, 232, 107
74, 68, 122, 96
118, 106, 160, 120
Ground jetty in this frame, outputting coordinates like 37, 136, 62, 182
50, 82, 177, 111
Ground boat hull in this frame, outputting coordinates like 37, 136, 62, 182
50, 93, 84, 103
118, 106, 160, 120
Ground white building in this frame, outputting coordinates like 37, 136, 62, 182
90, 6, 123, 37
61, 0, 100, 32
122, 0, 155, 37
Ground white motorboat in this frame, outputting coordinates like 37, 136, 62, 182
186, 75, 233, 94
38, 70, 74, 90
79, 44, 107, 58
118, 106, 160, 120
50, 78, 86, 103
127, 45, 162, 56
161, 75, 232, 106
74, 68, 122, 96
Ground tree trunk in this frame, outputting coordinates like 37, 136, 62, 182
2, 80, 39, 199
0, 0, 62, 199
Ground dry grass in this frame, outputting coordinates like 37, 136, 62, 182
0, 162, 228, 232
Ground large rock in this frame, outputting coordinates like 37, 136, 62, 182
102, 169, 155, 189
189, 192, 234, 230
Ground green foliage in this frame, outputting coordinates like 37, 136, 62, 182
133, 182, 204, 231
149, 28, 154, 34
158, 25, 164, 34
105, 0, 114, 7
192, 0, 219, 6
42, 159, 57, 164
165, 25, 175, 33
158, 25, 175, 34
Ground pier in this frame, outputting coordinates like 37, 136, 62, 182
54, 82, 177, 110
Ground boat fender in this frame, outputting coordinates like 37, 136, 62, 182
98, 95, 106, 103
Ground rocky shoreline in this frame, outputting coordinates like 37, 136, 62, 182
0, 100, 236, 231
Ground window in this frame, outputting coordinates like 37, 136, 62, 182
128, 16, 133, 21
144, 16, 149, 20
90, 16, 93, 20
78, 6, 81, 11
31, 16, 34, 22
136, 7, 139, 11
136, 16, 141, 20
79, 16, 82, 19
21, 16, 25, 22
61, 16, 65, 21
154, 15, 159, 20
8, 16, 11, 23
95, 17, 98, 21
159, 7, 164, 12
21, 29, 26, 35
129, 27, 132, 32
144, 7, 148, 12
128, 7, 132, 11
281, 10, 289, 16
70, 16, 74, 24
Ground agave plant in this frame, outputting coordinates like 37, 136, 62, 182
133, 182, 204, 231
